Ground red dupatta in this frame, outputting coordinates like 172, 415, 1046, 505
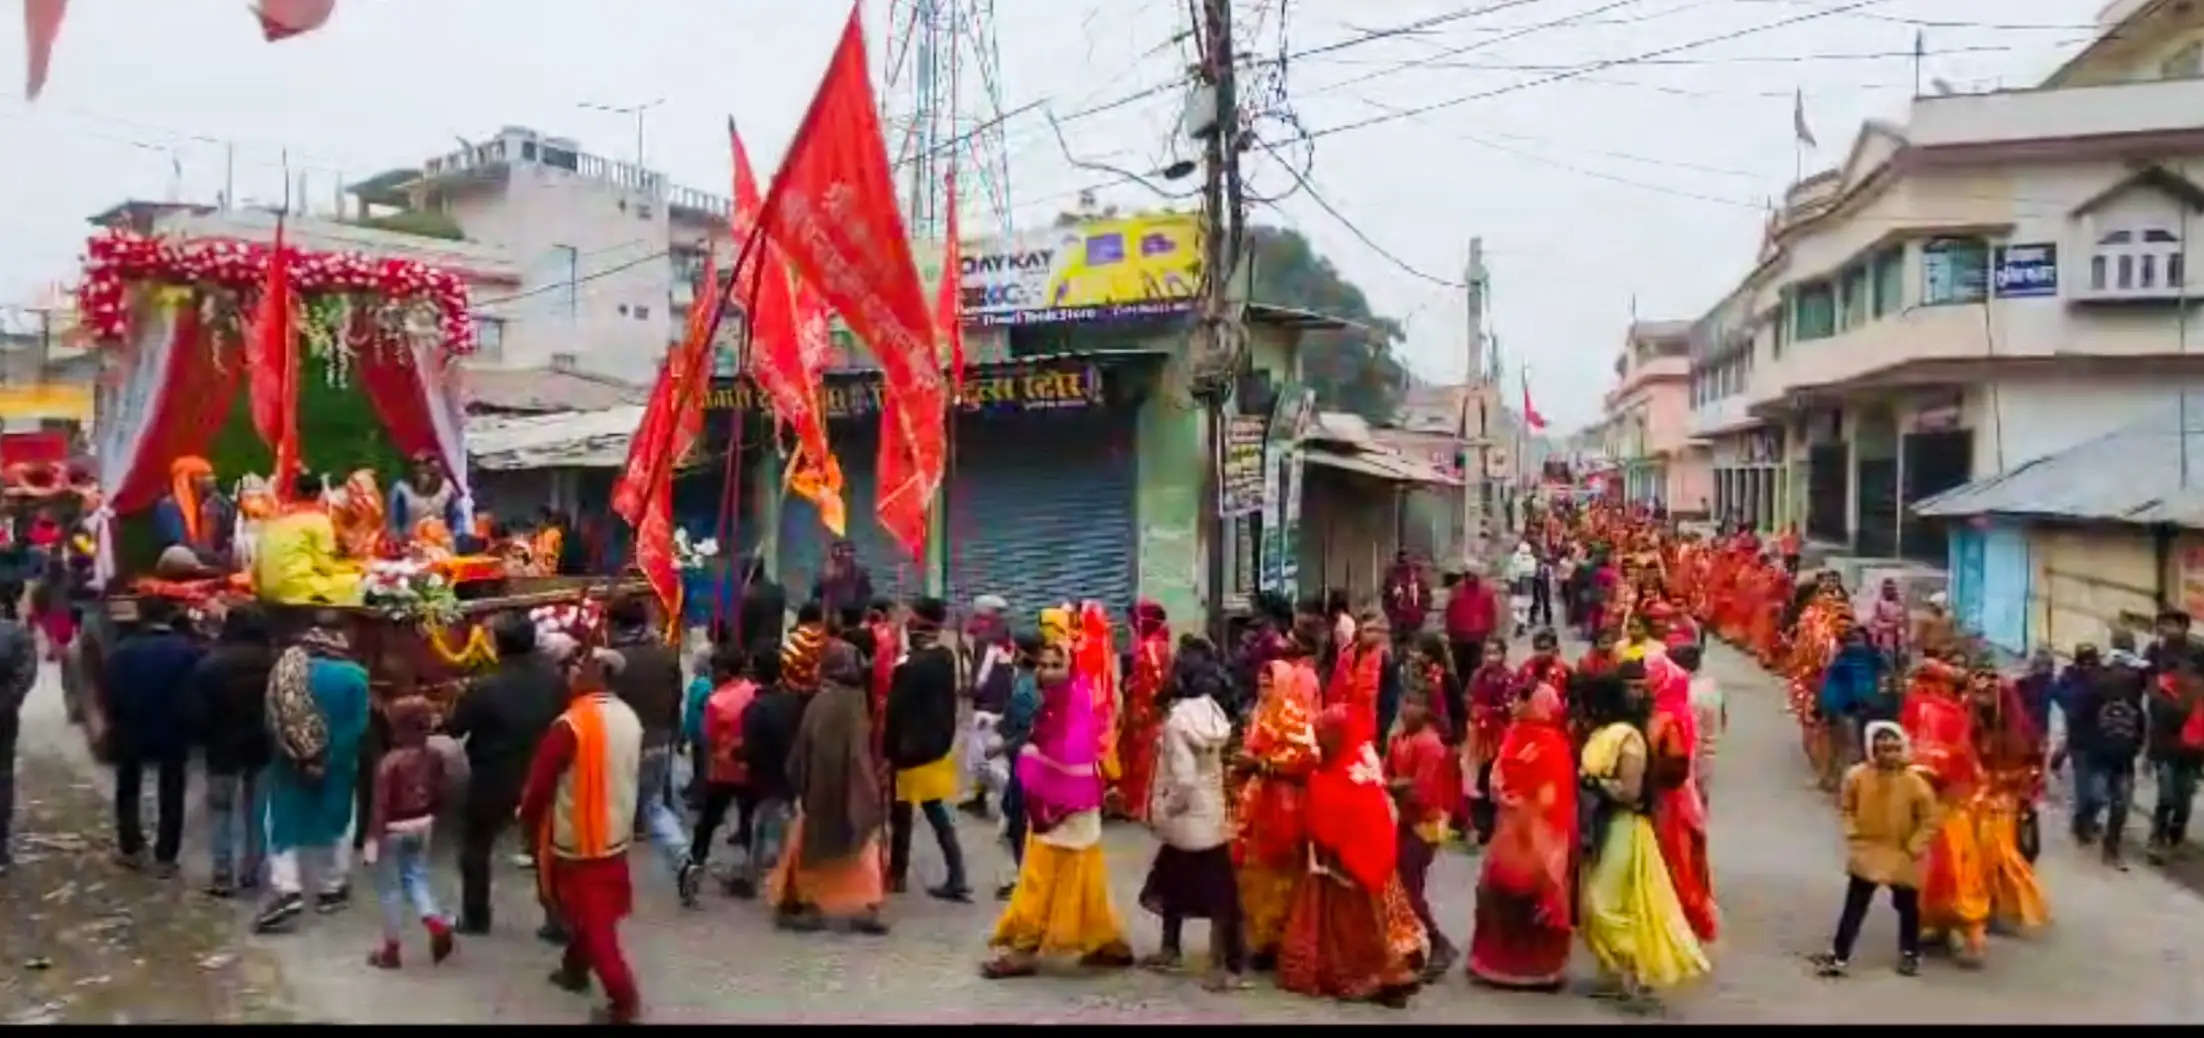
1305, 704, 1398, 891
1484, 686, 1576, 921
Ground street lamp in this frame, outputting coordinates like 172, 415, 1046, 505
577, 98, 665, 172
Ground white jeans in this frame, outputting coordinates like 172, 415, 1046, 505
267, 817, 355, 896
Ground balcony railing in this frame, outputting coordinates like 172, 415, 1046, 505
668, 185, 732, 220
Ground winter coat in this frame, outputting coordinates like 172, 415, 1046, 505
1148, 695, 1234, 851
1839, 755, 1940, 888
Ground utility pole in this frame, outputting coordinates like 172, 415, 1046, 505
1463, 237, 1490, 564
1190, 0, 1245, 639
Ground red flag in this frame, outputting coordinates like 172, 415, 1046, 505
937, 168, 965, 395
24, 0, 66, 99
255, 0, 335, 41
757, 3, 944, 562
248, 218, 301, 496
731, 121, 845, 536
613, 248, 724, 623
1521, 373, 1547, 432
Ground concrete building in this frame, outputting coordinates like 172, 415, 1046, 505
1603, 319, 1710, 515
1684, 0, 2204, 569
347, 126, 734, 384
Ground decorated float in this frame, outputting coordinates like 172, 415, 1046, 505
68, 225, 645, 757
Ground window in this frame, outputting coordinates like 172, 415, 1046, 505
471, 315, 505, 361
617, 198, 627, 212
1840, 264, 1871, 330
1922, 237, 1988, 304
617, 303, 629, 316
2163, 41, 2203, 80
634, 305, 650, 319
2091, 225, 2185, 296
1872, 246, 1904, 316
1793, 281, 1836, 340
521, 141, 538, 161
637, 202, 654, 220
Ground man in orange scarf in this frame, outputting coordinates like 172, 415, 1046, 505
520, 648, 645, 1024
151, 455, 235, 566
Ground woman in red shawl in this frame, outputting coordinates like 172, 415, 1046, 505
1278, 704, 1426, 1008
1114, 600, 1172, 824
1233, 648, 1322, 967
1645, 651, 1717, 943
1903, 656, 1991, 964
1468, 683, 1577, 989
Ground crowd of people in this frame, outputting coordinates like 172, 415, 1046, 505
24, 479, 2204, 1022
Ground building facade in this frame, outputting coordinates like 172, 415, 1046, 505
1685, 0, 2204, 563
1602, 320, 1710, 515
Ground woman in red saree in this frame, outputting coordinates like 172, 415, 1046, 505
1903, 657, 1992, 965
1114, 600, 1173, 823
1279, 704, 1426, 1008
1646, 651, 1717, 943
1468, 683, 1577, 989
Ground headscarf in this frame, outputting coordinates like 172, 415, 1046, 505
789, 641, 884, 865
1016, 668, 1104, 830
1038, 606, 1072, 649
1305, 703, 1398, 891
335, 469, 385, 557
266, 626, 352, 781
1132, 599, 1168, 641
170, 456, 213, 546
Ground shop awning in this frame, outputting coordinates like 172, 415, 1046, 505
1301, 443, 1462, 486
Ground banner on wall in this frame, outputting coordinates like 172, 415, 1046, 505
959, 212, 1202, 326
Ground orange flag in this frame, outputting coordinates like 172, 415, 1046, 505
23, 0, 65, 99
248, 217, 301, 497
730, 121, 845, 537
756, 2, 944, 562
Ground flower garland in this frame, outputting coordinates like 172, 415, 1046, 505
76, 227, 477, 358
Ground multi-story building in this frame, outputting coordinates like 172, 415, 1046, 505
1686, 0, 2204, 565
1603, 319, 1709, 514
347, 126, 736, 384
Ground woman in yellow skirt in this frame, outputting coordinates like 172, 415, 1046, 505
1577, 666, 1709, 1010
983, 641, 1134, 977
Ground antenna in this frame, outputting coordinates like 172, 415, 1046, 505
884, 0, 1013, 237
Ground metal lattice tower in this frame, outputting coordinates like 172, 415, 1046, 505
882, 0, 1013, 239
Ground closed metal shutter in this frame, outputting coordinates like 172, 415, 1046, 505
945, 410, 1137, 622
778, 424, 925, 612
1807, 444, 1848, 544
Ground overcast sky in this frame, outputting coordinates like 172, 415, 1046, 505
2, 0, 2110, 429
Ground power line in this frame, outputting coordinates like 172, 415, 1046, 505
1294, 0, 1894, 143
1252, 136, 1466, 289
1305, 43, 2023, 72
469, 248, 673, 308
1293, 0, 1653, 98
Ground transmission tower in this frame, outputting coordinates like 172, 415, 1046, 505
882, 0, 1013, 239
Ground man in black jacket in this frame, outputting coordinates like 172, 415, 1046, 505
883, 597, 969, 901
104, 596, 202, 877
187, 605, 274, 896
739, 642, 804, 897
606, 595, 701, 904
445, 612, 565, 934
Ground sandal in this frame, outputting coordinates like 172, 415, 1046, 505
980, 955, 1038, 980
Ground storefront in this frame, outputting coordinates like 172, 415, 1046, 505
727, 354, 1151, 621
1708, 425, 1784, 532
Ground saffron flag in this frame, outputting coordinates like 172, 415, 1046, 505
1521, 372, 1547, 432
24, 0, 65, 99
248, 217, 301, 497
731, 121, 846, 537
255, 0, 335, 40
756, 3, 945, 562
1793, 88, 1817, 149
937, 168, 966, 395
613, 248, 725, 626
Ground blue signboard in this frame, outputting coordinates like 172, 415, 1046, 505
1994, 243, 2058, 297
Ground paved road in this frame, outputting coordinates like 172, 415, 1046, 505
18, 638, 2204, 1023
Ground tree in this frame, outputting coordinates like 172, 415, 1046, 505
1244, 225, 1407, 422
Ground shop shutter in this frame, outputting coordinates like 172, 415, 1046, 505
778, 424, 924, 613
945, 410, 1137, 623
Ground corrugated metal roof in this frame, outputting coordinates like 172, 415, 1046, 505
1912, 397, 2204, 527
464, 366, 649, 414
466, 406, 644, 470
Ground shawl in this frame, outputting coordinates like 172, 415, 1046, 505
1305, 703, 1398, 891
1235, 658, 1320, 867
334, 469, 385, 559
265, 627, 349, 781
1900, 666, 1979, 793
1016, 672, 1104, 831
1327, 643, 1385, 747
1485, 685, 1576, 918
1075, 601, 1121, 780
789, 644, 884, 866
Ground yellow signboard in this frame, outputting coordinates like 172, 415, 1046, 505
958, 212, 1202, 326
